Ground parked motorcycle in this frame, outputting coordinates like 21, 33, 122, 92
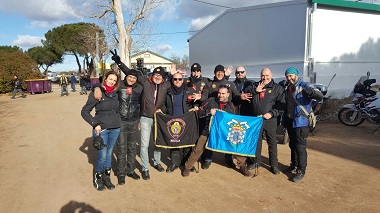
338, 72, 380, 126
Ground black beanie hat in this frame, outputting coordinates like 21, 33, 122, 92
126, 69, 139, 78
153, 66, 165, 77
214, 64, 225, 74
191, 63, 201, 72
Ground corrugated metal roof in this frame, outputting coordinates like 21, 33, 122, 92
313, 0, 380, 12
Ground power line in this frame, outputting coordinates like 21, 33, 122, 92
193, 0, 232, 9
130, 30, 198, 36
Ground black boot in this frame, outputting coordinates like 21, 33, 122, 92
103, 169, 115, 190
94, 172, 106, 191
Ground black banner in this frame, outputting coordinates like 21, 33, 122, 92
154, 111, 199, 149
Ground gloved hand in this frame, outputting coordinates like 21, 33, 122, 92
302, 87, 314, 97
110, 49, 121, 64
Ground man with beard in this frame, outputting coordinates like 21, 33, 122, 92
182, 85, 254, 177
198, 65, 251, 169
243, 68, 285, 175
233, 66, 255, 116
283, 67, 323, 182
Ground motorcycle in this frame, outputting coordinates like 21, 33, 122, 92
338, 72, 380, 126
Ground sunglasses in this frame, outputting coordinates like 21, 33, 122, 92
192, 70, 201, 72
236, 71, 245, 74
173, 78, 183, 81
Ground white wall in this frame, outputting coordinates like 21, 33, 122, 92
311, 8, 380, 97
189, 0, 309, 79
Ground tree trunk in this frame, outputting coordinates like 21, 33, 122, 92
73, 52, 82, 73
113, 0, 130, 79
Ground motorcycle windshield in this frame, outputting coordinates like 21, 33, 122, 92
351, 76, 369, 95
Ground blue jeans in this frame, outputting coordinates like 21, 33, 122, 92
93, 128, 120, 172
140, 116, 161, 171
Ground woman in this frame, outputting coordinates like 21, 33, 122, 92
81, 71, 121, 191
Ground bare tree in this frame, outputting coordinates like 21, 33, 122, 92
86, 0, 164, 71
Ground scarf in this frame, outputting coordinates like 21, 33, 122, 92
103, 83, 115, 94
172, 84, 184, 95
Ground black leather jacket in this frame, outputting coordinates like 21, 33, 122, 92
118, 77, 143, 121
243, 79, 285, 118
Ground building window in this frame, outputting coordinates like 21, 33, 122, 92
144, 53, 150, 58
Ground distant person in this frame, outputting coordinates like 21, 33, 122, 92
79, 73, 87, 95
59, 74, 69, 96
283, 67, 323, 182
11, 75, 26, 99
81, 70, 121, 191
70, 74, 77, 92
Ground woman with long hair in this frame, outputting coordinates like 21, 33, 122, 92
81, 71, 121, 191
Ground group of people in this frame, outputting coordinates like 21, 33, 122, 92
81, 51, 323, 191
60, 73, 91, 96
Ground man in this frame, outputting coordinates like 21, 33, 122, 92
233, 66, 255, 116
11, 75, 26, 99
59, 74, 69, 96
79, 73, 87, 95
70, 74, 77, 92
115, 69, 143, 185
199, 65, 250, 169
185, 63, 210, 107
164, 72, 194, 172
182, 85, 253, 177
110, 51, 174, 180
243, 68, 285, 175
283, 67, 323, 182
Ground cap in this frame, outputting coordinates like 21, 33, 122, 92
126, 69, 139, 78
152, 66, 165, 77
214, 65, 225, 74
191, 63, 201, 72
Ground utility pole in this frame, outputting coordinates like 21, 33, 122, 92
95, 32, 99, 77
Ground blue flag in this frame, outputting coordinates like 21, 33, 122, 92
207, 110, 263, 157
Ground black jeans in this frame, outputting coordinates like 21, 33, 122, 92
286, 120, 309, 173
254, 119, 278, 167
116, 119, 139, 177
170, 147, 192, 166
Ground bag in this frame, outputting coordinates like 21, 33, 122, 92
308, 110, 317, 128
293, 97, 317, 129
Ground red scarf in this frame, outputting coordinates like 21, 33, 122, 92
103, 83, 115, 94
219, 102, 228, 110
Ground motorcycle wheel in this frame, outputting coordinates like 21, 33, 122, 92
338, 108, 365, 126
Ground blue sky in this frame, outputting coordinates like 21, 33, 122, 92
0, 0, 373, 72
0, 0, 272, 72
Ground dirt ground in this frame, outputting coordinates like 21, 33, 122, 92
0, 84, 379, 213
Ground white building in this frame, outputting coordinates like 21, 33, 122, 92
188, 0, 380, 97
